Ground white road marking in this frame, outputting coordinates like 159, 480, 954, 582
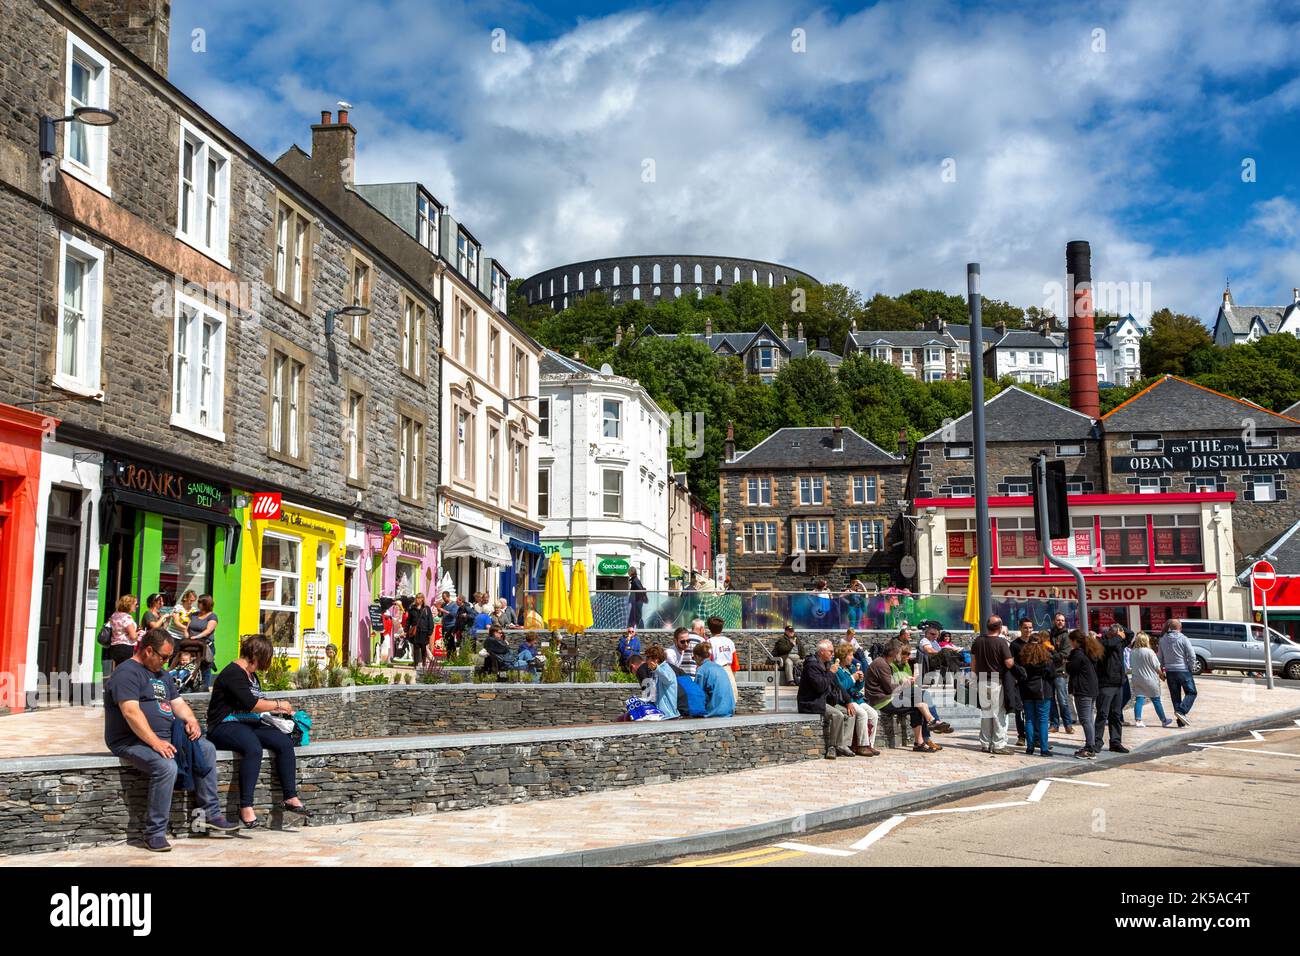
1026, 781, 1051, 803
774, 841, 857, 857
1187, 744, 1300, 759
909, 801, 1029, 815
850, 815, 908, 851
1043, 776, 1110, 787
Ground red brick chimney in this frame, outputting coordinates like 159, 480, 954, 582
724, 421, 736, 462
311, 108, 356, 187
71, 0, 170, 77
1066, 240, 1100, 419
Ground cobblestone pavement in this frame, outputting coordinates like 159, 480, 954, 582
4, 679, 1297, 867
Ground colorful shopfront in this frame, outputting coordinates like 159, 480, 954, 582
0, 404, 49, 712
500, 518, 542, 611
912, 491, 1248, 632
1245, 519, 1300, 642
98, 455, 244, 670
351, 520, 439, 663
240, 500, 345, 664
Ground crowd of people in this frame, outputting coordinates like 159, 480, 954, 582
622, 616, 741, 720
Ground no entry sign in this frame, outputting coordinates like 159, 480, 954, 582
1252, 560, 1277, 593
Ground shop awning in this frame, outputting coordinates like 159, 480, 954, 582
508, 537, 544, 555
441, 521, 512, 567
99, 487, 242, 565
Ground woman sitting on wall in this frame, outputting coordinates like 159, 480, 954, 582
206, 634, 307, 828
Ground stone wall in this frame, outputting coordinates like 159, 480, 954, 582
0, 715, 822, 855
179, 681, 768, 739
911, 438, 1103, 500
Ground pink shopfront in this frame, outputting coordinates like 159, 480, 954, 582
348, 522, 439, 664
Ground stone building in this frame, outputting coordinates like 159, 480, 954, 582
718, 420, 909, 590
633, 318, 827, 382
1099, 376, 1300, 558
844, 323, 969, 381
0, 0, 441, 706
908, 387, 1102, 502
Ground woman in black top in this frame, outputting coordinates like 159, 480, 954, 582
1016, 635, 1056, 758
206, 634, 306, 827
141, 593, 167, 630
1067, 629, 1104, 759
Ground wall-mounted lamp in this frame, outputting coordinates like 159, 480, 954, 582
39, 106, 120, 159
324, 304, 370, 337
504, 394, 537, 415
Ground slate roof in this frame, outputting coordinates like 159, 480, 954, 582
1236, 519, 1300, 579
848, 330, 956, 349
915, 386, 1097, 444
639, 325, 808, 358
1101, 376, 1300, 431
1283, 399, 1300, 419
808, 349, 844, 368
987, 330, 1067, 350
539, 349, 602, 376
1217, 302, 1289, 336
723, 427, 903, 470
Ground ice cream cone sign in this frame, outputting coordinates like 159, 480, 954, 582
381, 519, 401, 558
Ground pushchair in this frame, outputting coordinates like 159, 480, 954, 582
168, 637, 208, 693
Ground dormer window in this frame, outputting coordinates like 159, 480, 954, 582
491, 263, 509, 313
1133, 433, 1162, 452
417, 192, 440, 252
456, 230, 479, 284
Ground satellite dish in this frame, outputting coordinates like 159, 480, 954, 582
599, 363, 614, 376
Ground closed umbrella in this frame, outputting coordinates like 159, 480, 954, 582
569, 560, 594, 634
962, 557, 980, 629
542, 551, 571, 631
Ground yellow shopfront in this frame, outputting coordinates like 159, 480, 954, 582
240, 503, 346, 663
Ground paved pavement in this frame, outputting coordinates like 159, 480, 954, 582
664, 721, 1300, 867
4, 677, 1298, 867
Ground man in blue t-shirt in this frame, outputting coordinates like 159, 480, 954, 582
692, 642, 736, 717
103, 628, 240, 851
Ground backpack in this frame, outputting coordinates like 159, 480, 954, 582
97, 621, 113, 648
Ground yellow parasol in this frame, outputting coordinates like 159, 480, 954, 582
542, 550, 571, 631
962, 557, 980, 628
569, 560, 594, 634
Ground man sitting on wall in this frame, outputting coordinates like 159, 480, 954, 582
774, 624, 804, 686
797, 638, 857, 759
103, 628, 241, 852
693, 642, 736, 718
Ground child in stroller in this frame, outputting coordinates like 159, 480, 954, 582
168, 638, 209, 694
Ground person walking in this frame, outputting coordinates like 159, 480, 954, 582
627, 570, 648, 629
1017, 634, 1056, 757
1157, 618, 1198, 727
1130, 633, 1173, 728
187, 594, 220, 691
1067, 629, 1102, 759
406, 593, 435, 671
105, 594, 140, 673
1094, 624, 1131, 753
971, 614, 1015, 756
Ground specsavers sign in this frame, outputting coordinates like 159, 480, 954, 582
597, 556, 630, 575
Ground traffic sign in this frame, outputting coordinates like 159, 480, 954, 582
1252, 560, 1277, 593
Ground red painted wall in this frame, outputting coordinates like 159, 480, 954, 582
0, 405, 51, 713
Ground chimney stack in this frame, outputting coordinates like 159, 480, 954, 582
897, 428, 909, 460
994, 321, 1006, 337
614, 324, 623, 346
1066, 240, 1100, 419
797, 321, 805, 342
311, 108, 357, 188
832, 416, 843, 452
724, 421, 736, 463
72, 0, 170, 77
1293, 287, 1299, 304
705, 317, 713, 339
782, 319, 789, 340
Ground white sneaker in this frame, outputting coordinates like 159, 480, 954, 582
1133, 720, 1146, 727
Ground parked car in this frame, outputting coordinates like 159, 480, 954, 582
1178, 619, 1300, 679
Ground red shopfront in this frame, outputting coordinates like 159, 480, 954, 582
0, 405, 51, 712
926, 491, 1236, 633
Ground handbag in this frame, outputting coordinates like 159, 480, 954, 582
97, 621, 113, 648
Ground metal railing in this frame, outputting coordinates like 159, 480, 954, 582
527, 589, 1084, 633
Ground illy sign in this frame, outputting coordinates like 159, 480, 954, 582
250, 493, 282, 521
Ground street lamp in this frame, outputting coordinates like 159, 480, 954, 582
324, 304, 370, 337
39, 106, 120, 159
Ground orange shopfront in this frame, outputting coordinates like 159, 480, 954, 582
0, 405, 50, 712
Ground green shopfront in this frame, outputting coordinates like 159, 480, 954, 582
97, 456, 244, 673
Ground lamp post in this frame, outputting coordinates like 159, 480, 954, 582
323, 304, 370, 338
39, 106, 119, 159
967, 264, 993, 630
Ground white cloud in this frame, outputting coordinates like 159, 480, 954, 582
169, 0, 1300, 322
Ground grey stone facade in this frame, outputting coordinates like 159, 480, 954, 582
0, 715, 821, 855
521, 254, 818, 311
178, 682, 767, 738
0, 0, 440, 532
910, 438, 1103, 500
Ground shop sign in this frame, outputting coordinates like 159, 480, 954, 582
1111, 437, 1300, 474
597, 556, 630, 576
397, 537, 428, 557
277, 508, 337, 539
250, 493, 282, 520
1157, 586, 1200, 601
541, 540, 573, 560
442, 497, 493, 533
106, 458, 230, 514
991, 583, 1207, 604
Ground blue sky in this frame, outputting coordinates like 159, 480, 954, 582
168, 0, 1300, 322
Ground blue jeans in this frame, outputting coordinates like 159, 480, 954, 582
112, 737, 221, 840
1049, 675, 1074, 728
1165, 671, 1196, 716
1024, 699, 1051, 754
1135, 695, 1168, 723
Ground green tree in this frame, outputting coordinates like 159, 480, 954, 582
860, 293, 924, 332
1140, 309, 1213, 377
772, 357, 845, 427
897, 289, 967, 327
1195, 334, 1300, 413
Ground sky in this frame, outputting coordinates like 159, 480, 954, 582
169, 0, 1300, 323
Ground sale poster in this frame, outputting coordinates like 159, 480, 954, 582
1074, 531, 1092, 555
1126, 530, 1145, 555
1099, 607, 1116, 628
1024, 534, 1040, 557
1179, 529, 1198, 553
1103, 530, 1122, 554
1155, 529, 1175, 556
1149, 606, 1167, 632
1051, 538, 1069, 556
948, 533, 967, 558
999, 532, 1018, 557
